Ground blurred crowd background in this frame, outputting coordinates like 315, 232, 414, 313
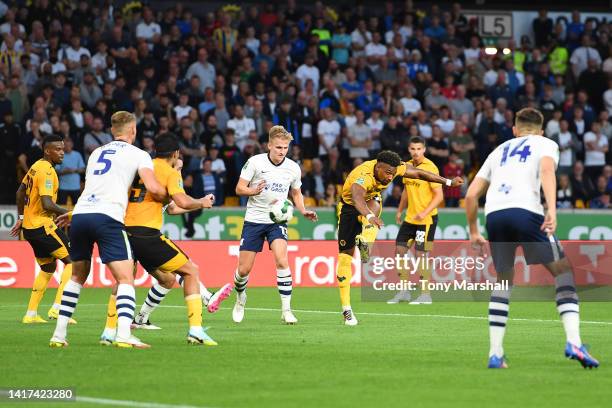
0, 0, 610, 216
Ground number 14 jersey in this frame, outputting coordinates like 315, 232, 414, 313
73, 141, 154, 223
124, 158, 184, 230
475, 135, 559, 216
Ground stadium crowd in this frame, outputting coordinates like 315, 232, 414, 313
0, 0, 611, 217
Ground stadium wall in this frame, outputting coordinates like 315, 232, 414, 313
0, 240, 610, 289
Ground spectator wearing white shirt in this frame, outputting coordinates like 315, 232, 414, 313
136, 7, 161, 49
226, 105, 256, 151
61, 35, 91, 70
317, 107, 341, 158
366, 108, 384, 152
570, 35, 602, 78
434, 106, 456, 136
399, 86, 421, 116
186, 47, 216, 93
365, 32, 387, 71
583, 122, 609, 183
351, 19, 372, 58
493, 98, 507, 124
463, 35, 482, 64
0, 9, 24, 36
91, 42, 108, 71
296, 55, 320, 93
416, 110, 433, 139
348, 110, 372, 159
173, 93, 195, 121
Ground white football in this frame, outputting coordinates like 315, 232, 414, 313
269, 199, 294, 223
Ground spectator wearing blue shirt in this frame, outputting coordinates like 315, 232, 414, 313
355, 80, 383, 117
424, 16, 447, 42
55, 137, 85, 206
341, 67, 364, 100
331, 23, 351, 66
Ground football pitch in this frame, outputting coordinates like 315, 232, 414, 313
0, 287, 610, 408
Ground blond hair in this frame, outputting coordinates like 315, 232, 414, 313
515, 108, 544, 132
268, 125, 294, 142
111, 111, 136, 135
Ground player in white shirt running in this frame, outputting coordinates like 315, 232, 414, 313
232, 126, 317, 324
49, 111, 165, 349
466, 108, 599, 369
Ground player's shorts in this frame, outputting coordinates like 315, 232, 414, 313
126, 226, 189, 273
22, 225, 70, 266
486, 208, 565, 273
239, 221, 288, 252
336, 201, 361, 252
395, 215, 438, 252
69, 213, 132, 264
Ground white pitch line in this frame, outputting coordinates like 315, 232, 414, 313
76, 396, 215, 408
2, 303, 611, 326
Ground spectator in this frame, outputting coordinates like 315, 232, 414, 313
320, 183, 338, 207
219, 129, 242, 198
383, 184, 402, 207
317, 107, 341, 160
136, 7, 162, 49
331, 22, 351, 66
583, 122, 609, 183
55, 137, 85, 206
557, 174, 574, 209
552, 119, 582, 175
302, 158, 327, 201
296, 54, 320, 93
570, 161, 595, 205
355, 80, 382, 117
590, 175, 611, 209
227, 105, 256, 151
570, 35, 602, 78
443, 155, 465, 207
83, 117, 112, 162
348, 110, 372, 160
427, 125, 450, 171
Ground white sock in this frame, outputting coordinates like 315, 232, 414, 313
555, 272, 582, 346
52, 280, 82, 340
116, 284, 136, 340
26, 310, 36, 317
234, 270, 249, 293
488, 289, 511, 357
277, 268, 292, 311
342, 305, 352, 312
52, 303, 60, 310
139, 283, 171, 320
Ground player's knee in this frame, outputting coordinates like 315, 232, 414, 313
40, 263, 56, 273
275, 258, 289, 269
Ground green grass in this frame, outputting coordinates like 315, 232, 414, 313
0, 288, 610, 408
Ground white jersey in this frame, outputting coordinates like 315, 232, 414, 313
475, 135, 559, 216
239, 153, 302, 224
73, 140, 154, 223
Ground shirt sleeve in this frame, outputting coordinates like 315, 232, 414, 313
167, 169, 186, 196
475, 155, 493, 182
542, 140, 560, 168
138, 150, 154, 170
353, 172, 375, 192
239, 158, 256, 181
395, 162, 407, 178
291, 165, 302, 189
37, 166, 55, 197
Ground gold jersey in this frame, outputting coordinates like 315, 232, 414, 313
22, 159, 59, 230
341, 160, 407, 205
403, 157, 440, 225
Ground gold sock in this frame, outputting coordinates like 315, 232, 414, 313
186, 294, 202, 327
105, 294, 117, 330
419, 257, 432, 294
360, 220, 380, 244
53, 264, 73, 307
26, 271, 54, 313
337, 253, 353, 308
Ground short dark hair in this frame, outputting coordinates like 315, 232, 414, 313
155, 133, 180, 157
409, 136, 426, 146
515, 108, 544, 130
376, 150, 402, 167
42, 134, 64, 149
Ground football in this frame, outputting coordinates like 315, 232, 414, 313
269, 199, 294, 223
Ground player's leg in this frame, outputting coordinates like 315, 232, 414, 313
337, 202, 360, 325
485, 210, 516, 368
175, 267, 232, 313
355, 197, 382, 263
410, 218, 436, 305
100, 283, 119, 345
133, 269, 173, 329
50, 215, 94, 347
232, 250, 257, 323
174, 260, 217, 346
387, 223, 415, 304
47, 228, 75, 322
23, 259, 55, 323
232, 222, 265, 323
269, 231, 297, 324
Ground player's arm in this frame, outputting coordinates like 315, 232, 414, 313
10, 183, 26, 236
290, 187, 318, 221
403, 166, 463, 187
540, 156, 557, 234
351, 183, 383, 228
395, 187, 407, 224
465, 177, 489, 247
138, 167, 166, 201
40, 195, 68, 216
171, 192, 215, 211
235, 177, 266, 196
